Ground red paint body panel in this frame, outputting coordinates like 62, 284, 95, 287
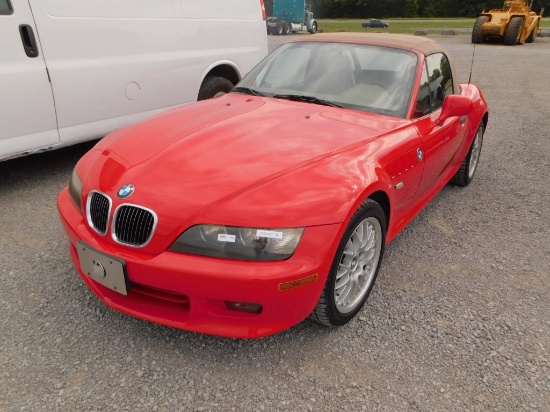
59, 187, 341, 338
57, 37, 488, 338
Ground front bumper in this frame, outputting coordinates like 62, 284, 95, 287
57, 187, 342, 338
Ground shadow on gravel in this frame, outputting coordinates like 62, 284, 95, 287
0, 140, 97, 192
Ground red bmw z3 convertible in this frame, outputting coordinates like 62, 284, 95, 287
58, 33, 488, 338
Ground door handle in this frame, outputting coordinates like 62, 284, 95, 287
19, 24, 39, 58
460, 116, 467, 125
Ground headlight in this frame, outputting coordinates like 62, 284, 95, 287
68, 169, 83, 213
169, 225, 304, 261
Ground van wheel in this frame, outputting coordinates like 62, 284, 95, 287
198, 76, 234, 101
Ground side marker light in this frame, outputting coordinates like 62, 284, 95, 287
278, 274, 318, 292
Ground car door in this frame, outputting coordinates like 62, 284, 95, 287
0, 0, 59, 160
413, 53, 467, 195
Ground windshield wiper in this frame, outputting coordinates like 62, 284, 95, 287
232, 86, 265, 97
273, 94, 343, 108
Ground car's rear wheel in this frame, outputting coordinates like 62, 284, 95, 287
311, 199, 386, 327
450, 123, 484, 186
276, 23, 283, 36
198, 76, 234, 101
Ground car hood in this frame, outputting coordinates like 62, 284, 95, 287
85, 94, 408, 251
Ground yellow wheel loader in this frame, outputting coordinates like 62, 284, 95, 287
472, 0, 544, 45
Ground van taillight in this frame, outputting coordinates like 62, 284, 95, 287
260, 0, 266, 20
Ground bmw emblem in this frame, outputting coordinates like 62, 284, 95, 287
117, 184, 135, 199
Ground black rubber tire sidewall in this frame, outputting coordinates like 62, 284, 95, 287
451, 123, 484, 186
526, 23, 538, 43
317, 200, 386, 326
197, 76, 234, 101
472, 16, 488, 44
309, 22, 317, 34
504, 17, 523, 45
283, 23, 290, 35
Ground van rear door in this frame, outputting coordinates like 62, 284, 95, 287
0, 0, 59, 160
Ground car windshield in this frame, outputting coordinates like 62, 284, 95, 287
235, 41, 418, 118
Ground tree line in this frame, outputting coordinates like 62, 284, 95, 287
264, 0, 548, 18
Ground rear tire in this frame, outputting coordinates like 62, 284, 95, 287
450, 123, 484, 187
197, 76, 234, 101
526, 22, 538, 43
504, 17, 523, 45
311, 199, 386, 327
282, 23, 290, 35
472, 16, 489, 44
275, 23, 283, 36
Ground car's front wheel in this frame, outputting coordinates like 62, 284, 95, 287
311, 199, 386, 326
450, 123, 484, 186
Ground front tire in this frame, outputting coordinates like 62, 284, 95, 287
504, 17, 523, 45
309, 22, 317, 34
472, 16, 489, 44
197, 76, 234, 101
311, 200, 386, 327
450, 123, 484, 186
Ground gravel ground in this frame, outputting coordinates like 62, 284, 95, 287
1, 34, 549, 411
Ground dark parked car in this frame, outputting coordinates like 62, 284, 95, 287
362, 19, 389, 28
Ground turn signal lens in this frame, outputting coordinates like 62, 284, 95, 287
278, 274, 318, 291
225, 301, 263, 314
68, 169, 83, 213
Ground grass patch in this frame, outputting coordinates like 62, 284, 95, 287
317, 19, 476, 34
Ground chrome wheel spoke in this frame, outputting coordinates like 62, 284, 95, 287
334, 216, 382, 314
335, 267, 350, 289
468, 128, 483, 178
337, 280, 353, 304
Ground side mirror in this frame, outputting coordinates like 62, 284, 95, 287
435, 95, 473, 126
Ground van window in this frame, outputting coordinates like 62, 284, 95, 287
0, 0, 13, 15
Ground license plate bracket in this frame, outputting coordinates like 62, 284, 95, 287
76, 242, 129, 295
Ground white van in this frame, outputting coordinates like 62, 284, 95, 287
0, 0, 268, 161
